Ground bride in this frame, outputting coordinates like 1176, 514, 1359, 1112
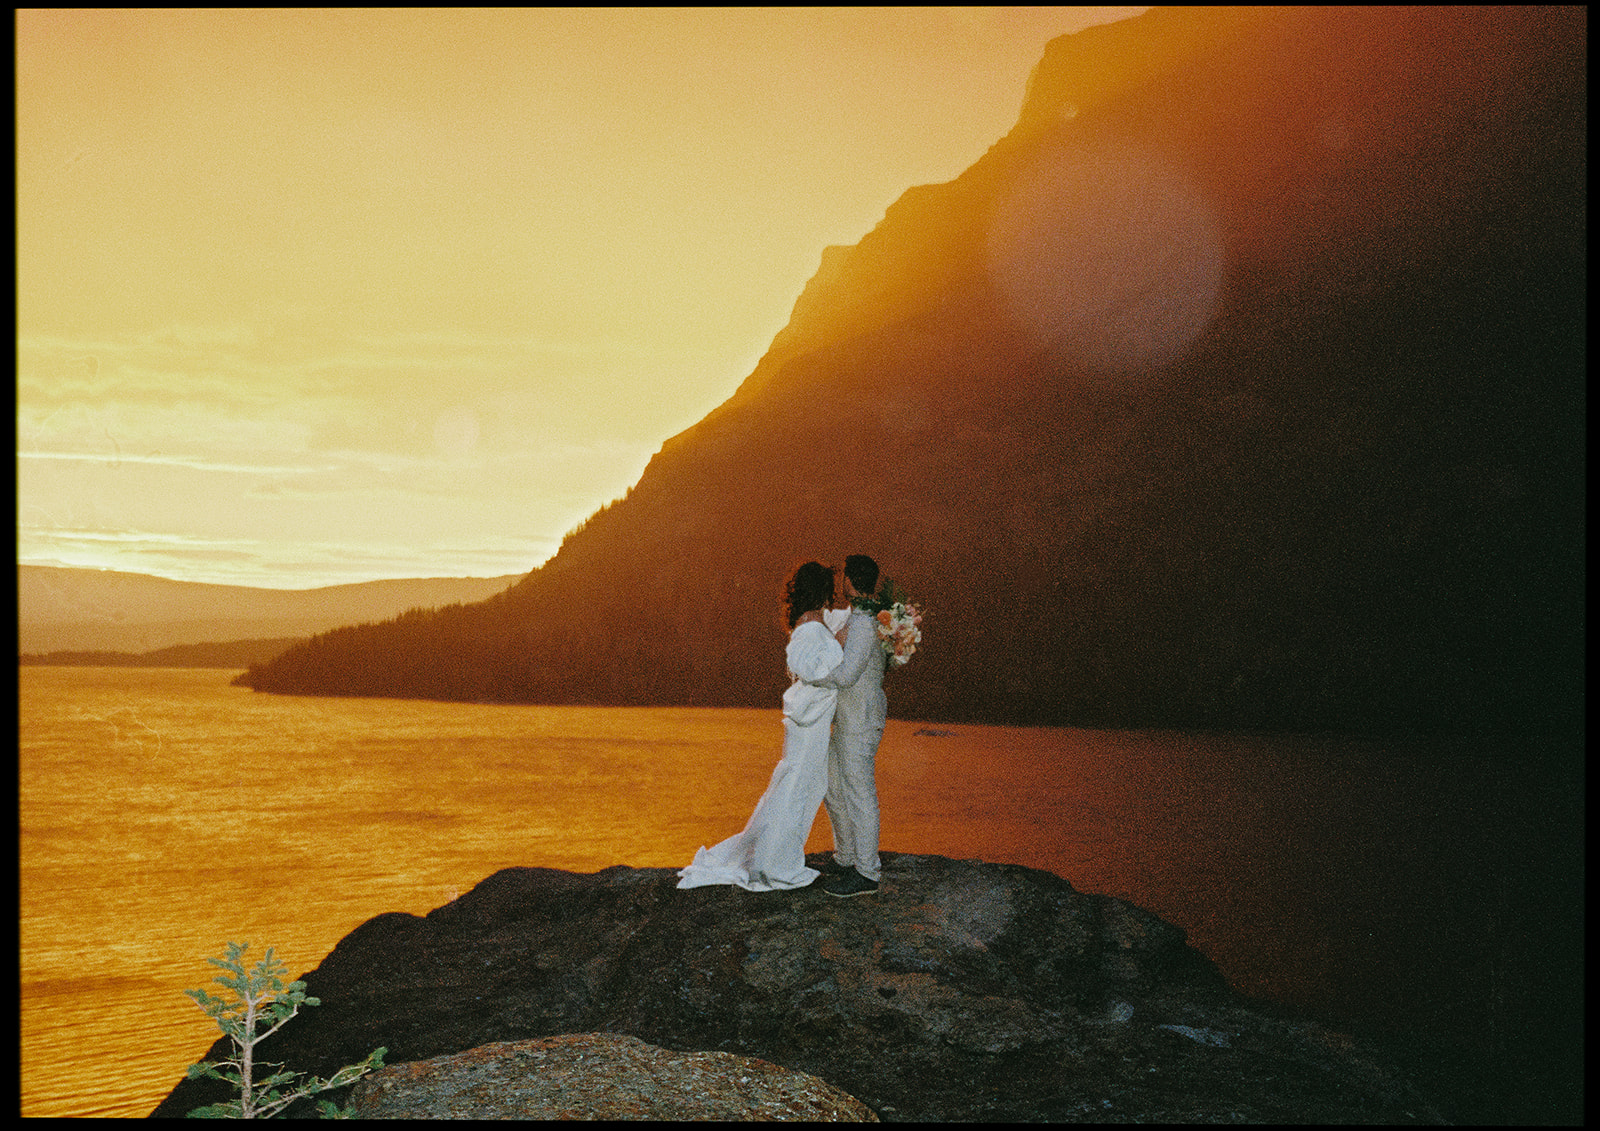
677, 561, 849, 891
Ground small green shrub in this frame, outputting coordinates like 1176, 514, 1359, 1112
184, 941, 386, 1118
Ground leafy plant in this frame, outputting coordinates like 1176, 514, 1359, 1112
184, 941, 386, 1118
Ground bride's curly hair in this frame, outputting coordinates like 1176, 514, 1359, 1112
784, 561, 835, 629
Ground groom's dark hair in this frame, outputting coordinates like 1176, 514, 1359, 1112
844, 554, 879, 596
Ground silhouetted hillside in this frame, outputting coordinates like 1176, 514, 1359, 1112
238, 7, 1585, 736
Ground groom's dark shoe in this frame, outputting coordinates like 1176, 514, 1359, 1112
822, 869, 879, 898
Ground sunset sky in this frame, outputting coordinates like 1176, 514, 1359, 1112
18, 7, 1145, 589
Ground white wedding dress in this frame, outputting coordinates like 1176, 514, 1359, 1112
677, 610, 849, 891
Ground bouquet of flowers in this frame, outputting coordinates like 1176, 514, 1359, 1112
855, 579, 924, 668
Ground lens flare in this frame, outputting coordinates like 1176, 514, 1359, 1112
986, 141, 1222, 374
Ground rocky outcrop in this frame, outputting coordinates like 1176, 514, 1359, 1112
152, 855, 1441, 1121
349, 1032, 877, 1120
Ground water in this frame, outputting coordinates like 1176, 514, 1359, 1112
19, 667, 1580, 1120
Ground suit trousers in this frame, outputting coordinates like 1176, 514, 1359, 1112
824, 722, 884, 881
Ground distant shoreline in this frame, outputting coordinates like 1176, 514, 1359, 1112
18, 638, 303, 669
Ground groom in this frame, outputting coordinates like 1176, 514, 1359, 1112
815, 554, 889, 898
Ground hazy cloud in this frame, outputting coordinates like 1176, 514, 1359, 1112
18, 7, 1148, 585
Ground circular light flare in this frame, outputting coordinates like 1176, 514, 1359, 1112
985, 141, 1223, 375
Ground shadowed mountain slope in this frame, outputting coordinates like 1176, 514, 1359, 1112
238, 6, 1585, 736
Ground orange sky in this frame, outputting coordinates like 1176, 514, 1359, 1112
17, 7, 1146, 588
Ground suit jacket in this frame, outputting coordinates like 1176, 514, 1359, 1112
815, 607, 888, 737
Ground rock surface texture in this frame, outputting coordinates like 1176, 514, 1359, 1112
152, 854, 1441, 1121
349, 1032, 877, 1120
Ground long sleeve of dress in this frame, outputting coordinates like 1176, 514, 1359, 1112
782, 621, 844, 726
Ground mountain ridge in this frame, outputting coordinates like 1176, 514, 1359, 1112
234, 6, 1584, 736
17, 565, 523, 655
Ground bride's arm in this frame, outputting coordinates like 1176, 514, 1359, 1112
787, 619, 845, 682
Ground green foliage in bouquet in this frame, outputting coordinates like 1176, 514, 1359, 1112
183, 941, 386, 1118
852, 577, 910, 616
875, 578, 912, 613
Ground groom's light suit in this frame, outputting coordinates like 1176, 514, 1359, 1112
815, 606, 888, 881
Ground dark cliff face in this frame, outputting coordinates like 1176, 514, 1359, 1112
237, 6, 1585, 736
151, 855, 1442, 1122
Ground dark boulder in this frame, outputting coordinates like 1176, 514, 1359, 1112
348, 1032, 878, 1120
152, 854, 1440, 1121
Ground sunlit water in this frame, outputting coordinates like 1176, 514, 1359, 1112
20, 667, 1577, 1118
